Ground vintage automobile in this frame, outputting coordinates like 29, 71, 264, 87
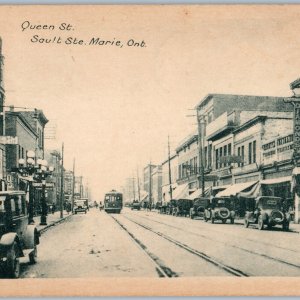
131, 200, 141, 210
174, 199, 193, 217
166, 200, 177, 215
244, 196, 290, 231
204, 197, 235, 224
189, 197, 210, 219
74, 199, 88, 214
0, 191, 39, 278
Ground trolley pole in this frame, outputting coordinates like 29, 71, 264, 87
137, 167, 141, 202
149, 162, 152, 210
60, 142, 64, 219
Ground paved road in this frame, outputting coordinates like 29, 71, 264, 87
19, 207, 300, 278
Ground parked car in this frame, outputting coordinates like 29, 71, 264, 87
244, 196, 290, 231
0, 191, 39, 278
175, 199, 193, 217
189, 197, 210, 219
131, 200, 141, 210
166, 199, 177, 215
74, 199, 88, 214
205, 197, 235, 224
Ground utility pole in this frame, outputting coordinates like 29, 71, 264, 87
197, 111, 206, 197
149, 162, 152, 210
71, 158, 75, 214
137, 167, 141, 202
168, 135, 173, 200
60, 142, 64, 218
132, 176, 136, 201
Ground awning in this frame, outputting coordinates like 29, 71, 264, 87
216, 181, 258, 197
162, 183, 178, 202
140, 191, 148, 201
260, 176, 291, 185
18, 175, 34, 182
172, 183, 189, 200
187, 187, 210, 200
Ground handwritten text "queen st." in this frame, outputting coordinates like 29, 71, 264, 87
30, 35, 147, 48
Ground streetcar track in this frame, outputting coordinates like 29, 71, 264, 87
148, 212, 300, 253
121, 215, 248, 277
128, 211, 300, 271
110, 215, 179, 278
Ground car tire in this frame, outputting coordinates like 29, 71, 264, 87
6, 242, 20, 279
258, 215, 264, 230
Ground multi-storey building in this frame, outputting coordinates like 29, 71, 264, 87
151, 165, 162, 205
161, 153, 178, 202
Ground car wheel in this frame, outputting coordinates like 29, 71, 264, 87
29, 245, 37, 264
222, 219, 226, 224
6, 242, 20, 278
258, 215, 264, 230
244, 219, 249, 228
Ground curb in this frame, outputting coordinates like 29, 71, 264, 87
37, 214, 73, 234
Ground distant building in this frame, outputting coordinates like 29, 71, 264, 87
161, 153, 178, 202
151, 165, 162, 205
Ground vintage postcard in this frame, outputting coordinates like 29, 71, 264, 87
0, 4, 300, 296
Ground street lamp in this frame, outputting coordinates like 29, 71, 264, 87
16, 152, 54, 226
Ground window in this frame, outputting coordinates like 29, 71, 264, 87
179, 165, 182, 179
216, 149, 219, 169
219, 147, 223, 169
194, 157, 198, 174
224, 145, 227, 166
18, 145, 21, 160
238, 147, 241, 167
208, 144, 212, 168
241, 146, 245, 167
253, 140, 256, 163
190, 159, 193, 174
248, 142, 252, 164
228, 143, 232, 156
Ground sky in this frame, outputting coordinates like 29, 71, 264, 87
0, 5, 300, 200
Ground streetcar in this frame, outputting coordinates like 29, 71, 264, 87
104, 190, 123, 213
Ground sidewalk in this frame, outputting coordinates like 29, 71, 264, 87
33, 211, 72, 234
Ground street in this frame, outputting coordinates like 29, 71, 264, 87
19, 208, 300, 278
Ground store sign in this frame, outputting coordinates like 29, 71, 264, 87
294, 102, 300, 157
32, 182, 55, 188
0, 136, 18, 144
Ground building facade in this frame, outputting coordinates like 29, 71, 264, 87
151, 165, 162, 205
